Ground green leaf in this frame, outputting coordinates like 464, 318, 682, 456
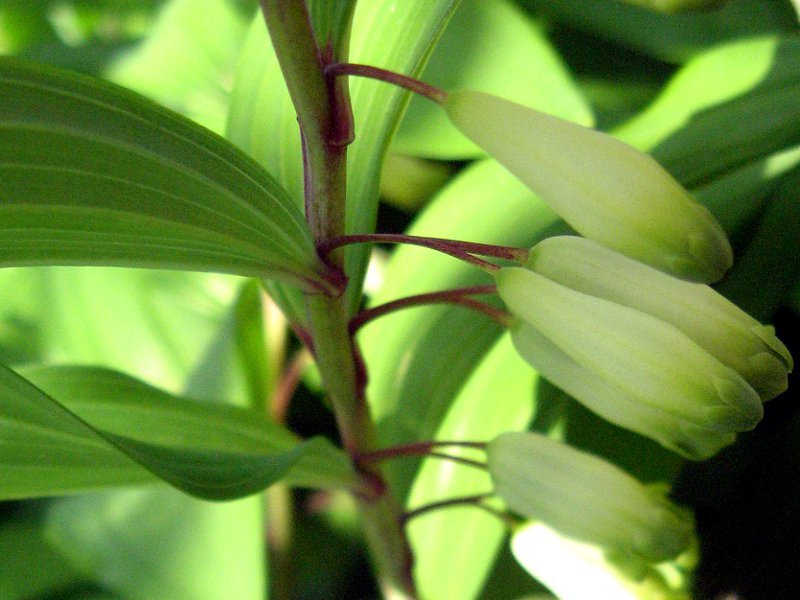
0, 519, 84, 600
407, 334, 540, 600
184, 279, 273, 410
1, 364, 359, 500
105, 0, 253, 134
38, 275, 275, 600
306, 0, 357, 60
0, 267, 241, 393
716, 168, 800, 321
0, 57, 328, 290
392, 0, 592, 159
46, 489, 266, 600
692, 144, 800, 235
615, 35, 800, 186
518, 0, 797, 64
227, 0, 462, 318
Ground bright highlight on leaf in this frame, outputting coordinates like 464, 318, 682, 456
0, 57, 330, 291
618, 0, 725, 14
487, 432, 694, 562
444, 90, 733, 282
0, 364, 358, 500
496, 264, 764, 459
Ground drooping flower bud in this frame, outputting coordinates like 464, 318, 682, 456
488, 432, 694, 562
525, 236, 793, 401
444, 90, 733, 282
496, 266, 764, 459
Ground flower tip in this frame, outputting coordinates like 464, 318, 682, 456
631, 504, 694, 563
711, 376, 763, 429
748, 352, 790, 401
683, 226, 733, 283
751, 325, 794, 372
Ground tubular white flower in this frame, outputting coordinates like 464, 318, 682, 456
444, 90, 733, 283
526, 236, 793, 401
488, 432, 694, 562
496, 267, 764, 459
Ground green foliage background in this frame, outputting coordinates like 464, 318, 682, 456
0, 0, 798, 598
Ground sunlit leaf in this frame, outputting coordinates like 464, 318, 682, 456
106, 0, 253, 133
0, 267, 240, 393
615, 35, 800, 186
407, 334, 541, 600
0, 57, 328, 290
393, 0, 592, 159
38, 276, 275, 600
47, 489, 266, 600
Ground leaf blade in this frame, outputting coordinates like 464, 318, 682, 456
0, 57, 326, 289
1, 364, 358, 500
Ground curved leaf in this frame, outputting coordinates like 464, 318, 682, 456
0, 57, 328, 290
1, 364, 358, 500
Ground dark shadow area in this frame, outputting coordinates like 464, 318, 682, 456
675, 309, 800, 600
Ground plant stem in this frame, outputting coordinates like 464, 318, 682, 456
260, 3, 418, 596
270, 349, 311, 423
427, 452, 488, 470
320, 233, 529, 261
401, 493, 496, 525
259, 0, 345, 252
319, 233, 530, 272
325, 62, 448, 105
349, 286, 511, 333
356, 440, 488, 464
356, 440, 489, 470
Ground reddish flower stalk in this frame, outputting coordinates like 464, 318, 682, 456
325, 62, 448, 105
349, 285, 511, 333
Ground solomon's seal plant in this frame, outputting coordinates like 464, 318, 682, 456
0, 1, 796, 598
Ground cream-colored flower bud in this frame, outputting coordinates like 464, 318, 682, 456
488, 432, 694, 562
444, 91, 733, 282
496, 267, 764, 459
526, 236, 793, 401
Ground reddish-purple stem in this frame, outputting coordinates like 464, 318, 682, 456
270, 350, 310, 423
349, 285, 511, 333
427, 452, 488, 471
400, 493, 496, 526
355, 440, 487, 464
318, 233, 529, 274
325, 63, 448, 105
